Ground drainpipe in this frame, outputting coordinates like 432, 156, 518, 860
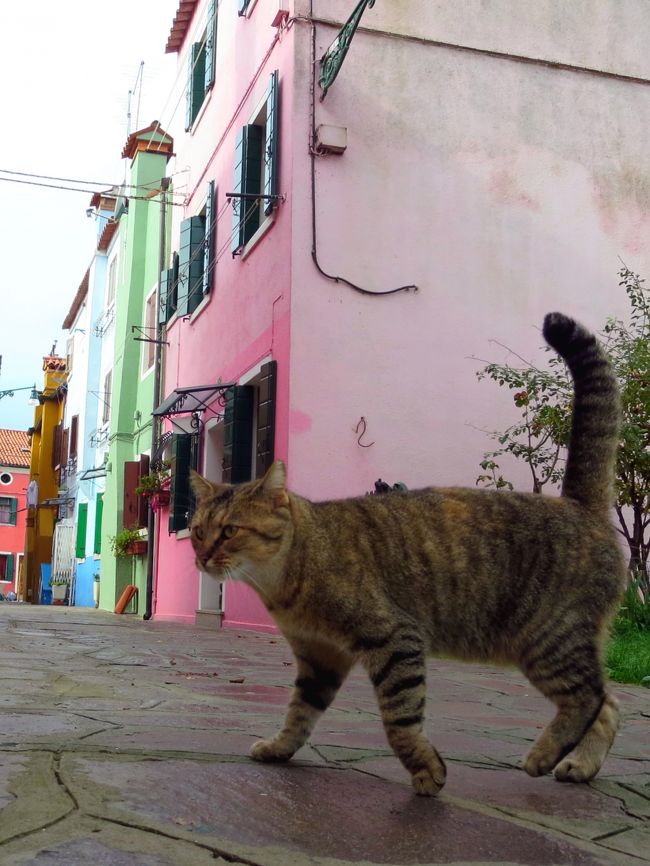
144, 176, 170, 620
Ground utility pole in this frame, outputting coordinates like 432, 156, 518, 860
144, 176, 170, 620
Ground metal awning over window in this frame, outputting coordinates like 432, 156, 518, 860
79, 465, 107, 481
153, 384, 234, 419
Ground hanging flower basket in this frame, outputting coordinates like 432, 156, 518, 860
150, 489, 171, 511
127, 539, 148, 556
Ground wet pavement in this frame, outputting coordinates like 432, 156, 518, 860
0, 604, 648, 866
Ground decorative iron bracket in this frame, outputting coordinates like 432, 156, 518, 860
319, 0, 376, 99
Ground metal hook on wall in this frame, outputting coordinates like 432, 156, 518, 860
354, 416, 375, 448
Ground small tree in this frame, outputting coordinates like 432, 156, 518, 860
475, 267, 650, 597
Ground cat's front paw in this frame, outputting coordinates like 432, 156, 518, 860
250, 738, 294, 763
411, 763, 446, 796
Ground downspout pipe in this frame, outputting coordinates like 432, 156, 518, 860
144, 176, 170, 620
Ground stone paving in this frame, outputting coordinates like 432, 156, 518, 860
0, 605, 648, 866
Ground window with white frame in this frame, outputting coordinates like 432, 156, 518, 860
231, 71, 279, 254
102, 370, 112, 426
0, 552, 15, 583
142, 288, 157, 374
0, 497, 17, 525
185, 0, 218, 131
106, 255, 118, 307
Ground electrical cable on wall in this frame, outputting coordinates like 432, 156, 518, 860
307, 10, 417, 297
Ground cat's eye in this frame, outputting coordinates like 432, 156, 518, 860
193, 526, 204, 541
222, 525, 238, 539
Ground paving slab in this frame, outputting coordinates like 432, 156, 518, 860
0, 605, 648, 866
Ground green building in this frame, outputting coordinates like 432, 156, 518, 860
100, 122, 173, 613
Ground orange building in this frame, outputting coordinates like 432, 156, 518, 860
23, 356, 68, 604
0, 429, 30, 599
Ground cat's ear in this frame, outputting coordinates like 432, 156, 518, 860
190, 470, 217, 501
261, 460, 289, 509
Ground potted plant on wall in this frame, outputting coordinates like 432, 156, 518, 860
50, 577, 68, 602
110, 528, 148, 557
135, 463, 171, 511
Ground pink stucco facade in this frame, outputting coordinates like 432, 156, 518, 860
153, 0, 650, 629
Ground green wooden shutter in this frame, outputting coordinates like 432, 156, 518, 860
255, 361, 277, 478
169, 434, 199, 533
177, 217, 205, 317
169, 252, 179, 321
5, 554, 14, 583
76, 503, 88, 558
203, 181, 215, 296
231, 126, 263, 253
264, 71, 279, 216
204, 0, 217, 92
94, 493, 104, 555
223, 386, 254, 483
159, 267, 171, 324
9, 497, 17, 526
185, 42, 206, 131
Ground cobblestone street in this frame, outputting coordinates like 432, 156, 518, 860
0, 605, 648, 865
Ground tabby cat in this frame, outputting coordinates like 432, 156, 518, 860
190, 313, 625, 796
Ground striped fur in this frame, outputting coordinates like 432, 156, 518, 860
190, 313, 625, 796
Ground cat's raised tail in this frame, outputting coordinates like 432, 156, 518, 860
542, 312, 621, 512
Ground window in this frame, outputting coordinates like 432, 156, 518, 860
176, 182, 215, 318
159, 253, 179, 324
102, 370, 112, 426
0, 472, 13, 485
238, 0, 257, 15
231, 71, 279, 254
222, 361, 277, 483
66, 336, 74, 375
124, 454, 150, 530
0, 553, 15, 583
185, 0, 218, 131
76, 503, 88, 559
94, 493, 104, 555
106, 255, 118, 307
142, 289, 157, 373
169, 434, 200, 533
70, 415, 79, 459
0, 497, 17, 525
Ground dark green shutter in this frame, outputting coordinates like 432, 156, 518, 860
203, 181, 215, 296
170, 252, 179, 321
185, 42, 206, 131
9, 498, 17, 526
264, 71, 279, 216
204, 0, 217, 92
5, 554, 14, 583
94, 493, 104, 555
159, 267, 171, 324
231, 126, 263, 254
76, 503, 88, 558
169, 434, 200, 533
223, 386, 254, 483
255, 361, 277, 478
177, 217, 205, 317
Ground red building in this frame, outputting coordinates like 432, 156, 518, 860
0, 429, 30, 599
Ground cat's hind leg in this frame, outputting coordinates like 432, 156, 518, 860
250, 637, 353, 763
553, 690, 619, 782
521, 636, 611, 780
364, 626, 446, 796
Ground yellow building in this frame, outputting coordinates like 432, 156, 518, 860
23, 355, 68, 604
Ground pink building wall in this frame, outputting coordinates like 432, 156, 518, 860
0, 467, 28, 597
286, 0, 650, 502
153, 0, 295, 628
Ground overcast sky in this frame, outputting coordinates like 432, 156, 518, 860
0, 0, 179, 431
